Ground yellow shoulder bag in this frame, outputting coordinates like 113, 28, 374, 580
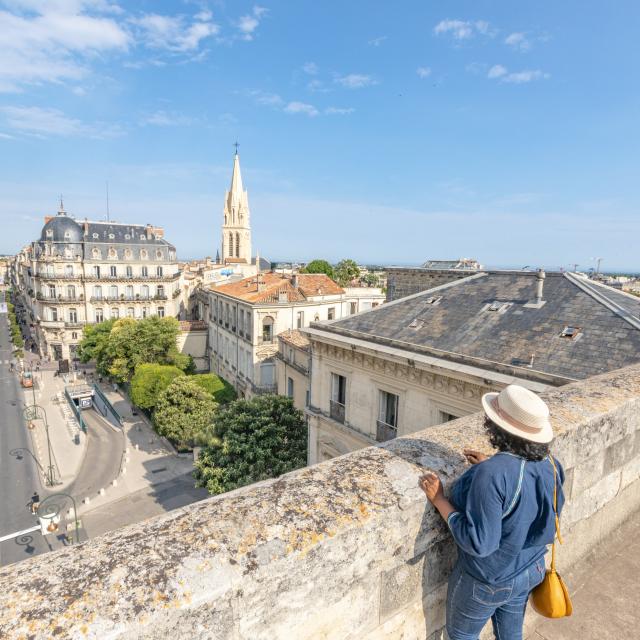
530, 455, 573, 618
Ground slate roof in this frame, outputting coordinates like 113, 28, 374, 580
211, 273, 344, 304
314, 271, 640, 382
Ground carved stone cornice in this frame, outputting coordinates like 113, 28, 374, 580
310, 338, 490, 401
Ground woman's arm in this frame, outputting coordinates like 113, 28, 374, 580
419, 467, 504, 558
419, 472, 456, 521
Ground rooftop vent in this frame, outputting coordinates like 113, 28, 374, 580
487, 301, 510, 313
425, 296, 442, 305
560, 326, 582, 340
408, 318, 424, 330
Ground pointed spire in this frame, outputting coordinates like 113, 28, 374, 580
57, 195, 66, 216
229, 149, 243, 200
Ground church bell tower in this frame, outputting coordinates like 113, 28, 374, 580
221, 149, 252, 264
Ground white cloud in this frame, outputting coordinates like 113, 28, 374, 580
505, 32, 531, 52
434, 19, 494, 40
72, 86, 87, 96
488, 64, 507, 79
488, 64, 549, 83
246, 89, 283, 107
0, 131, 15, 139
131, 12, 219, 52
302, 62, 318, 75
284, 101, 319, 117
0, 1, 130, 92
237, 5, 267, 41
368, 35, 387, 46
335, 73, 377, 89
325, 107, 354, 115
416, 66, 432, 79
1, 105, 122, 137
141, 110, 193, 126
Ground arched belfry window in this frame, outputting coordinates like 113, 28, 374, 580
228, 232, 233, 256
235, 233, 240, 258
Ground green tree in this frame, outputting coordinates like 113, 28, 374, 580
191, 373, 237, 405
130, 363, 185, 411
78, 316, 189, 382
77, 319, 116, 374
301, 259, 335, 279
334, 259, 360, 286
194, 395, 307, 496
361, 272, 379, 287
153, 377, 217, 448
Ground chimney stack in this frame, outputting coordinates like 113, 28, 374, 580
535, 269, 546, 304
292, 274, 298, 289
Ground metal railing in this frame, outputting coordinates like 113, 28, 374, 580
330, 400, 346, 424
90, 295, 167, 302
376, 420, 397, 443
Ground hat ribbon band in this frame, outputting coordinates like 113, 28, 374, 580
491, 397, 544, 434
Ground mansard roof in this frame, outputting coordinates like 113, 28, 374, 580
311, 271, 640, 383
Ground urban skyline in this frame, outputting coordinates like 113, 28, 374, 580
1, 1, 639, 269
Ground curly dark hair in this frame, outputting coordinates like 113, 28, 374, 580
485, 417, 550, 461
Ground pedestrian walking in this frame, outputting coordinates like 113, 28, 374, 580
420, 385, 566, 640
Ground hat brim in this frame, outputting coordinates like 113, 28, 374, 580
482, 392, 553, 444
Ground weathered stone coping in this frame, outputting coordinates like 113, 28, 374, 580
2, 364, 640, 639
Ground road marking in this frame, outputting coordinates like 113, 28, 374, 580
0, 525, 40, 543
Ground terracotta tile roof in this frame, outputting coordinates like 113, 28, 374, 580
224, 258, 248, 264
278, 329, 310, 351
211, 272, 344, 304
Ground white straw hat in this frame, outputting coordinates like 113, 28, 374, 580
481, 385, 553, 444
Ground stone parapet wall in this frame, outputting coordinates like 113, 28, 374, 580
2, 366, 640, 639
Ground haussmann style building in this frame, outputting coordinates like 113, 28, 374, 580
12, 201, 182, 361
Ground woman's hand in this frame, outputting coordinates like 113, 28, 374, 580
419, 472, 444, 503
463, 449, 489, 465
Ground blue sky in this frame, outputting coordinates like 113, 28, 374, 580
1, 1, 639, 271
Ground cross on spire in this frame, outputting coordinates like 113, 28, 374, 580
233, 141, 240, 155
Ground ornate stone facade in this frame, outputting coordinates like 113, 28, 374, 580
306, 333, 528, 464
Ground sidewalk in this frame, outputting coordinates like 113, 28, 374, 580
72, 382, 196, 518
524, 512, 640, 639
24, 369, 86, 488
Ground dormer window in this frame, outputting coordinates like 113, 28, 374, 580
108, 233, 115, 239
46, 229, 53, 238
560, 326, 581, 340
64, 231, 71, 240
124, 234, 130, 240
140, 234, 146, 241
92, 233, 99, 239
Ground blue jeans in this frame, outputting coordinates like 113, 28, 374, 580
446, 557, 546, 640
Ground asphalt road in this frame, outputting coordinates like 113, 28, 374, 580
65, 409, 124, 501
0, 291, 54, 566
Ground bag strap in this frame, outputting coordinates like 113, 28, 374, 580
548, 455, 563, 571
502, 458, 526, 519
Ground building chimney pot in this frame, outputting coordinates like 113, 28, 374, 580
535, 269, 546, 304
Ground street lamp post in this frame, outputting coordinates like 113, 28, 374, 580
36, 493, 80, 544
23, 404, 57, 487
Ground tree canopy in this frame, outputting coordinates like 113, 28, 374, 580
154, 376, 217, 448
194, 395, 307, 496
130, 363, 185, 411
301, 259, 335, 279
334, 259, 361, 287
191, 373, 237, 405
78, 316, 189, 382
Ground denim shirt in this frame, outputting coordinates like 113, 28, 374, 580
447, 452, 565, 585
